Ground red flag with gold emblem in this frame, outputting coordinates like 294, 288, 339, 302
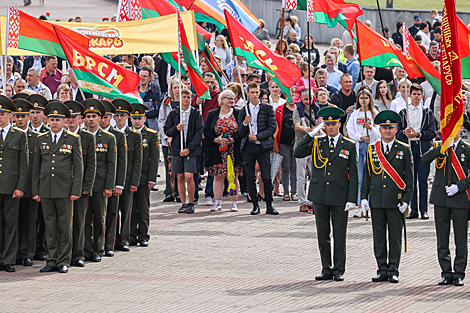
440, 0, 464, 154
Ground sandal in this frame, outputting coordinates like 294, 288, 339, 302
291, 194, 298, 201
283, 195, 290, 201
273, 192, 283, 197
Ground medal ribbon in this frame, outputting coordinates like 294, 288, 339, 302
450, 148, 470, 200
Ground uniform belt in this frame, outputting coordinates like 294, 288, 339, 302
248, 139, 261, 145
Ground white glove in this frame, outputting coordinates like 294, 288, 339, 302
361, 199, 370, 216
344, 202, 356, 212
308, 122, 325, 137
445, 184, 459, 196
397, 202, 408, 214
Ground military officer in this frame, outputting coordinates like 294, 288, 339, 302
422, 113, 470, 287
129, 103, 159, 247
27, 93, 50, 261
12, 99, 39, 267
83, 99, 117, 262
100, 100, 127, 257
32, 101, 83, 273
65, 100, 96, 268
0, 96, 28, 273
361, 110, 414, 284
112, 99, 142, 252
294, 107, 358, 282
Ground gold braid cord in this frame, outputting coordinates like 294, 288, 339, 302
312, 137, 328, 169
367, 145, 383, 175
434, 142, 447, 169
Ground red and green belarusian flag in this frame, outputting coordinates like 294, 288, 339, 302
440, 0, 464, 154
457, 17, 470, 79
176, 9, 210, 99
202, 45, 223, 91
6, 6, 89, 59
282, 0, 362, 35
225, 10, 301, 103
54, 25, 142, 104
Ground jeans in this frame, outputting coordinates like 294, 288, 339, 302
296, 156, 312, 206
410, 143, 430, 213
279, 143, 297, 195
357, 140, 368, 205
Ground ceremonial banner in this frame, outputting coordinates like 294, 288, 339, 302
54, 26, 142, 104
171, 0, 225, 31
0, 11, 198, 56
6, 7, 89, 59
282, 0, 362, 35
440, 0, 464, 154
192, 0, 260, 33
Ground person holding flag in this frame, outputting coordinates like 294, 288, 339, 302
361, 110, 414, 284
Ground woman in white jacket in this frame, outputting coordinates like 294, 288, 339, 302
346, 88, 380, 217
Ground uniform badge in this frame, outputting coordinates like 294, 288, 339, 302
339, 149, 349, 159
114, 145, 117, 152
142, 139, 148, 148
461, 153, 465, 162
25, 142, 28, 151
396, 151, 404, 159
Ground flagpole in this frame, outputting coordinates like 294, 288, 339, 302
235, 56, 252, 134
3, 7, 10, 94
177, 10, 184, 150
206, 44, 230, 83
195, 50, 202, 113
279, 8, 285, 54
307, 22, 312, 121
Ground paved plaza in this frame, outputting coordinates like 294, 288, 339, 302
1, 162, 470, 312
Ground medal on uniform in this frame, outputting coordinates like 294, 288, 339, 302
461, 153, 465, 162
142, 138, 148, 148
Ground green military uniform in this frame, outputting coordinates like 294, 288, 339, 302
27, 94, 50, 260
83, 99, 117, 260
32, 102, 83, 271
130, 103, 159, 245
422, 134, 470, 283
0, 96, 29, 272
361, 111, 414, 280
101, 100, 128, 254
64, 101, 97, 266
13, 99, 40, 265
112, 99, 142, 250
294, 107, 358, 279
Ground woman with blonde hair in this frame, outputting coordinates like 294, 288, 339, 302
204, 89, 243, 211
225, 82, 244, 110
288, 43, 300, 55
56, 84, 72, 102
211, 35, 232, 69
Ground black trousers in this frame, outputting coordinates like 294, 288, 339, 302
18, 197, 38, 260
243, 142, 273, 205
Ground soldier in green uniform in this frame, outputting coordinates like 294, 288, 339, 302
27, 94, 49, 261
0, 96, 28, 273
12, 99, 39, 267
294, 107, 358, 281
422, 113, 470, 287
129, 103, 159, 247
65, 100, 96, 268
82, 99, 117, 262
100, 100, 127, 257
32, 101, 83, 273
112, 99, 142, 252
361, 110, 414, 284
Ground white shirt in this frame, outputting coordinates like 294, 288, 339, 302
32, 57, 43, 70
50, 128, 64, 144
249, 102, 260, 135
31, 123, 45, 133
382, 139, 395, 153
181, 106, 191, 142
71, 85, 79, 100
135, 126, 144, 133
327, 134, 340, 148
91, 128, 99, 136
0, 123, 11, 141
117, 125, 127, 132
390, 97, 410, 114
453, 139, 461, 149
269, 95, 287, 111
408, 103, 423, 141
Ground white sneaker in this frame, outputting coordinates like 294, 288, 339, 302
230, 203, 238, 212
211, 204, 222, 212
205, 196, 214, 206
353, 207, 363, 218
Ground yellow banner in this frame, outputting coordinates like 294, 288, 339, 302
0, 11, 197, 56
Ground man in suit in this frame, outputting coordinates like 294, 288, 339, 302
294, 107, 358, 281
32, 101, 83, 274
100, 100, 127, 257
65, 100, 96, 268
129, 103, 159, 247
22, 56, 46, 79
112, 99, 142, 252
422, 113, 470, 287
362, 110, 414, 284
83, 99, 117, 263
397, 84, 436, 220
0, 96, 28, 273
12, 99, 39, 267
237, 82, 278, 215
26, 94, 50, 261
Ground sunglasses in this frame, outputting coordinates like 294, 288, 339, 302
225, 97, 235, 101
240, 74, 247, 77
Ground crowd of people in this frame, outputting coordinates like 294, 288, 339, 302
1, 9, 470, 286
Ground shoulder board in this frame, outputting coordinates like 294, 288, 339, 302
316, 135, 326, 139
102, 130, 113, 136
67, 130, 79, 137
462, 141, 470, 147
342, 137, 355, 144
147, 128, 158, 134
13, 126, 26, 133
396, 141, 410, 147
38, 132, 48, 137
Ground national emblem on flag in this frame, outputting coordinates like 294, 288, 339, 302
282, 0, 298, 9
7, 6, 20, 49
